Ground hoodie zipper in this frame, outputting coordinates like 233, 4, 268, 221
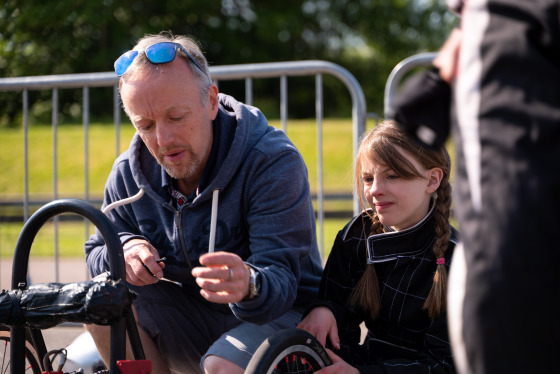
176, 209, 193, 269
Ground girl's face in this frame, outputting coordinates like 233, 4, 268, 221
361, 146, 442, 231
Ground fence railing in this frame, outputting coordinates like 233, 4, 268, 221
384, 52, 437, 118
0, 60, 367, 287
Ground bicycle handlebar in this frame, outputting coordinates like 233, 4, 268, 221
10, 199, 130, 374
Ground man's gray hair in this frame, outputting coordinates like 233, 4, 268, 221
119, 32, 213, 105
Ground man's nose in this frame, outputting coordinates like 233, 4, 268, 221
156, 122, 175, 147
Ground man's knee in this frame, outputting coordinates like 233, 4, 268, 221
202, 355, 244, 374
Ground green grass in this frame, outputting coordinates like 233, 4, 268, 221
0, 119, 362, 198
0, 123, 137, 200
0, 220, 95, 258
0, 119, 367, 259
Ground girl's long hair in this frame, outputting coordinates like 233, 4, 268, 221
348, 120, 452, 319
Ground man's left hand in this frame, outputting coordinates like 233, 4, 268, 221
192, 251, 251, 304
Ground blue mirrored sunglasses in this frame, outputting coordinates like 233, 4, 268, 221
114, 41, 205, 77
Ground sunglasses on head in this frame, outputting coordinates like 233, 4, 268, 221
114, 41, 205, 77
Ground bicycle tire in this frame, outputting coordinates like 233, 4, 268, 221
245, 328, 332, 374
0, 327, 42, 374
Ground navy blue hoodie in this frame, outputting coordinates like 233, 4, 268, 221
85, 93, 322, 323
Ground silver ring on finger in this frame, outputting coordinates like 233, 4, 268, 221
228, 268, 234, 281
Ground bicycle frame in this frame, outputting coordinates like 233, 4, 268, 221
9, 198, 145, 374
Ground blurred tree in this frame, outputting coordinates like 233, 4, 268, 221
0, 0, 457, 126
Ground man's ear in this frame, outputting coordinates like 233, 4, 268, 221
426, 167, 443, 194
207, 84, 219, 120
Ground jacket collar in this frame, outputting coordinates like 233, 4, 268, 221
366, 201, 437, 263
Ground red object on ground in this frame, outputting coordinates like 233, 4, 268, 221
117, 359, 152, 374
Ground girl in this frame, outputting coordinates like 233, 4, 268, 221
298, 120, 458, 373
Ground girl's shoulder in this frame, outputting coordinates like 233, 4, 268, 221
444, 226, 461, 262
450, 225, 460, 246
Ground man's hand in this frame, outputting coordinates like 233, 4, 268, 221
433, 28, 462, 84
192, 251, 251, 304
122, 239, 165, 286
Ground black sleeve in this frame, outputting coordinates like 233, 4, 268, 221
318, 221, 369, 347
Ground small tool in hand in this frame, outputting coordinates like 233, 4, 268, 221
142, 258, 182, 287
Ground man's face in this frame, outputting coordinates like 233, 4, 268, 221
120, 58, 219, 194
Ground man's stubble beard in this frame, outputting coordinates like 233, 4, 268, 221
159, 148, 201, 182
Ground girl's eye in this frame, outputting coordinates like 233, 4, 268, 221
387, 174, 399, 180
362, 176, 373, 184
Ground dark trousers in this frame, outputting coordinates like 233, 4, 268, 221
129, 276, 241, 374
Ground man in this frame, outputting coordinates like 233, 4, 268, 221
85, 32, 322, 374
446, 0, 560, 373
398, 1, 560, 373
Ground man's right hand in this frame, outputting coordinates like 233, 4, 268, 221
122, 239, 165, 286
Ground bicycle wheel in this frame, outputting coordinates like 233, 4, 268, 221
0, 327, 42, 374
245, 328, 332, 374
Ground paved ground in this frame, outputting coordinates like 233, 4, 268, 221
1, 257, 91, 289
42, 323, 90, 353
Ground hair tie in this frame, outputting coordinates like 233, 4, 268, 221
436, 258, 445, 265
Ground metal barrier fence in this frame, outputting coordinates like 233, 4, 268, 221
384, 52, 437, 118
0, 60, 367, 286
